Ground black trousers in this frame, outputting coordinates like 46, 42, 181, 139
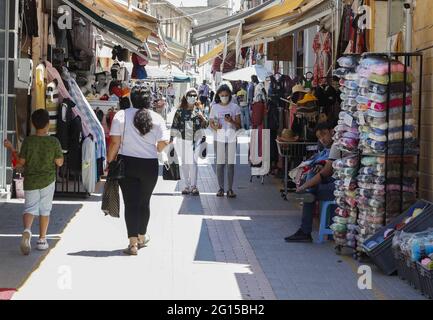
119, 156, 159, 238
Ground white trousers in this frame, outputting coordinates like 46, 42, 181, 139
175, 139, 199, 188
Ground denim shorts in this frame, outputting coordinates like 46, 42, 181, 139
24, 181, 56, 216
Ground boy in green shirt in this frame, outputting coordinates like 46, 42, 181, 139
4, 109, 64, 255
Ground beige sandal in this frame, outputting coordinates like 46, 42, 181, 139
123, 244, 138, 255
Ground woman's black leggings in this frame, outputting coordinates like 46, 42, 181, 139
119, 156, 159, 238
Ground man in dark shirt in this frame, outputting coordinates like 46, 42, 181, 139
285, 122, 341, 242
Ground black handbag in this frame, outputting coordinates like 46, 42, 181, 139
163, 147, 180, 181
199, 136, 207, 159
162, 162, 180, 181
107, 158, 125, 180
107, 113, 126, 181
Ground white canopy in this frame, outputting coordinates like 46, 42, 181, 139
222, 65, 272, 82
145, 66, 173, 81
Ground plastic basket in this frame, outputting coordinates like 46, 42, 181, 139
276, 141, 317, 158
363, 200, 433, 275
393, 247, 409, 281
416, 261, 433, 299
364, 237, 396, 275
393, 247, 423, 291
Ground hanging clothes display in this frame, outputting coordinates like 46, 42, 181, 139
62, 68, 106, 160
45, 61, 71, 101
21, 0, 38, 37
312, 31, 332, 87
336, 4, 352, 59
45, 61, 94, 138
35, 63, 46, 109
46, 80, 59, 135
131, 52, 148, 79
336, 1, 368, 60
56, 98, 77, 151
82, 136, 96, 193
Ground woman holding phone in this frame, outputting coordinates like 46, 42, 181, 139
209, 83, 241, 198
171, 87, 208, 195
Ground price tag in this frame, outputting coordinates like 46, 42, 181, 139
344, 113, 353, 127
358, 112, 366, 125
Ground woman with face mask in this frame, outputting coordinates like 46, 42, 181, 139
209, 84, 242, 198
170, 88, 208, 195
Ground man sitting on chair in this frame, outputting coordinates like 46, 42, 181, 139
285, 122, 341, 243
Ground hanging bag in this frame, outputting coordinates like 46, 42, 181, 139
198, 136, 207, 159
101, 179, 120, 218
106, 112, 127, 180
162, 145, 181, 181
101, 111, 127, 217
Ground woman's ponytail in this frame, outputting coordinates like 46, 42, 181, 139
130, 84, 153, 136
134, 108, 153, 136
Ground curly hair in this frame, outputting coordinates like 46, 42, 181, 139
131, 86, 153, 136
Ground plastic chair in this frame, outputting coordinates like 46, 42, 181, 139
317, 200, 336, 244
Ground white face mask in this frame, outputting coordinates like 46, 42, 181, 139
187, 96, 197, 105
220, 96, 229, 104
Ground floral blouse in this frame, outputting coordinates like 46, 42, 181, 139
170, 107, 208, 142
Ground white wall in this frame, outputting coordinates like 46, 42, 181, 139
374, 1, 389, 52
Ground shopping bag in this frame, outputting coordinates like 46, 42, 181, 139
101, 179, 120, 218
162, 162, 181, 181
198, 136, 207, 159
13, 173, 25, 199
161, 146, 181, 181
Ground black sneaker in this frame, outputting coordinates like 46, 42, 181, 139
284, 229, 313, 243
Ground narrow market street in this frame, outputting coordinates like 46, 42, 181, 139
2, 0, 433, 305
1, 131, 424, 300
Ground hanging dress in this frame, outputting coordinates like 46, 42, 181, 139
313, 31, 332, 87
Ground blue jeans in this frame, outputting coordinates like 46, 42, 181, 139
240, 105, 250, 130
300, 173, 335, 234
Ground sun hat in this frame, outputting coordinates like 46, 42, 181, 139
292, 84, 307, 94
297, 93, 318, 105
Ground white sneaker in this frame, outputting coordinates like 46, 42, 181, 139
36, 238, 49, 251
20, 229, 32, 255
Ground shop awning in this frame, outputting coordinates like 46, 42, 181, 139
160, 65, 191, 83
63, 0, 159, 59
197, 43, 225, 67
77, 0, 158, 39
191, 0, 280, 46
244, 0, 305, 25
145, 66, 174, 81
241, 0, 332, 45
222, 65, 272, 82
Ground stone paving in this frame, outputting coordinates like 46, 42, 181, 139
1, 133, 426, 300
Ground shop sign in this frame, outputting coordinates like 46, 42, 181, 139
57, 5, 72, 30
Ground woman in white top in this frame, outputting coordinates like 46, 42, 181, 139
108, 84, 170, 255
209, 83, 241, 198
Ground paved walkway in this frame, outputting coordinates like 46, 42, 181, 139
1, 133, 426, 300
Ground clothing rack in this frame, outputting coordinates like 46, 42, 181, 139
55, 151, 89, 198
